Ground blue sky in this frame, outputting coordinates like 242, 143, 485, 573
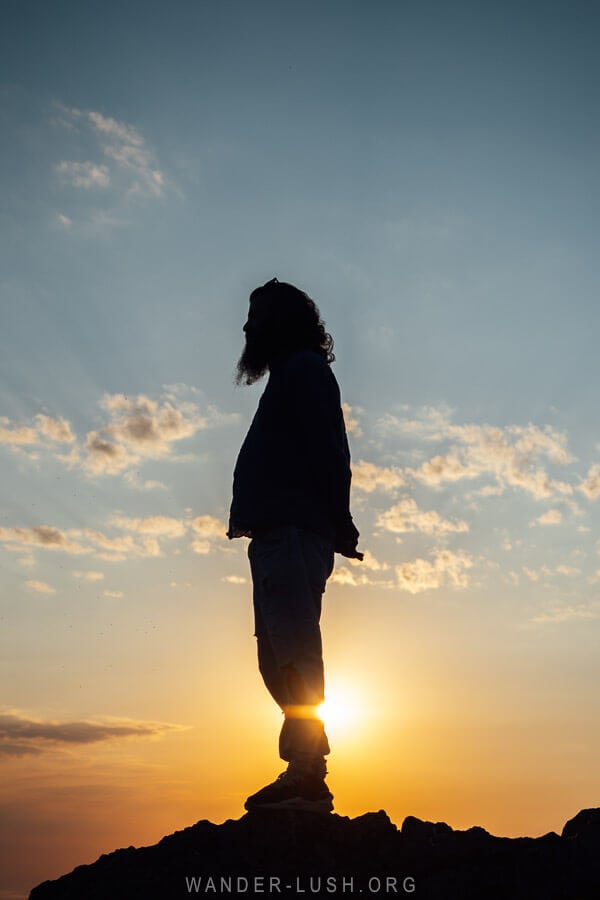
1, 2, 600, 897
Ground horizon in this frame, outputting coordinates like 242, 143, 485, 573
2, 2, 600, 898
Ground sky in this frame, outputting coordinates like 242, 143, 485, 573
1, 0, 600, 896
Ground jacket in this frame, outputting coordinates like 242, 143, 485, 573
227, 349, 362, 558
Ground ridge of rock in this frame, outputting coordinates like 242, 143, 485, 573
29, 807, 600, 899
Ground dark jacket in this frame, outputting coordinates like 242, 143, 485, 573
227, 349, 362, 558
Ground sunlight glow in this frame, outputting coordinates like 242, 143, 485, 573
317, 684, 364, 735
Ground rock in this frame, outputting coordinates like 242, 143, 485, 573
562, 807, 600, 841
29, 807, 600, 899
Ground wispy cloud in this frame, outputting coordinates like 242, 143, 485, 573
377, 496, 469, 536
54, 105, 165, 199
531, 604, 600, 624
81, 392, 206, 475
72, 570, 104, 581
0, 414, 74, 448
522, 563, 580, 584
83, 528, 161, 562
1, 388, 237, 482
0, 710, 184, 756
532, 509, 563, 526
1, 526, 89, 555
522, 565, 552, 582
579, 463, 600, 500
395, 548, 474, 594
556, 564, 580, 577
352, 459, 405, 493
331, 547, 473, 594
87, 109, 164, 197
56, 212, 73, 228
55, 160, 110, 189
342, 403, 363, 437
108, 514, 187, 538
378, 407, 575, 503
1, 508, 228, 564
330, 566, 394, 588
331, 548, 394, 588
190, 515, 227, 554
23, 580, 56, 595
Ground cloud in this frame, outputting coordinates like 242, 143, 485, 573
0, 526, 89, 555
531, 604, 599, 624
377, 496, 469, 536
103, 590, 124, 598
34, 414, 76, 443
533, 509, 563, 526
331, 547, 470, 592
72, 570, 104, 581
55, 160, 110, 189
54, 105, 166, 201
522, 565, 552, 582
380, 407, 575, 502
24, 580, 56, 595
17, 556, 36, 567
395, 548, 474, 594
109, 514, 187, 538
0, 418, 39, 446
123, 471, 168, 491
0, 710, 184, 756
330, 566, 394, 588
0, 414, 76, 452
0, 511, 225, 563
377, 405, 454, 441
87, 110, 164, 197
408, 450, 474, 486
523, 563, 580, 583
83, 432, 137, 475
556, 565, 580, 577
410, 423, 573, 499
352, 459, 405, 493
579, 463, 600, 500
222, 575, 247, 584
190, 515, 226, 554
82, 392, 211, 476
342, 403, 363, 437
83, 528, 161, 562
0, 389, 236, 482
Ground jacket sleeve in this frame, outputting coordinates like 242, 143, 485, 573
287, 353, 363, 559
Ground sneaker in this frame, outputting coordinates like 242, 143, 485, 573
244, 766, 334, 813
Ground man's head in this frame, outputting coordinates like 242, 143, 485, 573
235, 278, 335, 386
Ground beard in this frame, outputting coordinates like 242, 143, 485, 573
235, 333, 272, 386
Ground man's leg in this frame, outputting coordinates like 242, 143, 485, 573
246, 524, 334, 809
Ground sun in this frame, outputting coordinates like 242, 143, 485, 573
316, 683, 363, 735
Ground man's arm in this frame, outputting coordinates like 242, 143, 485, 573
287, 352, 363, 560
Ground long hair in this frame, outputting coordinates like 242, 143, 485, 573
250, 279, 335, 364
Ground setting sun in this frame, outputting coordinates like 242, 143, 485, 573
317, 683, 364, 735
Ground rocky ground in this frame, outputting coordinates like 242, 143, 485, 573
29, 807, 600, 899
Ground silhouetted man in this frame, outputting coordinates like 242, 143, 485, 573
227, 278, 363, 813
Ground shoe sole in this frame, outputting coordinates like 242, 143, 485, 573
245, 796, 334, 814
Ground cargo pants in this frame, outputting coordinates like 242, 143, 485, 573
247, 523, 335, 762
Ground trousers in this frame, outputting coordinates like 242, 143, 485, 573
247, 523, 335, 762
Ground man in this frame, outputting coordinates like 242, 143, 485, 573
227, 278, 363, 813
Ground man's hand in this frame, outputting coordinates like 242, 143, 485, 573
338, 545, 364, 561
335, 519, 363, 560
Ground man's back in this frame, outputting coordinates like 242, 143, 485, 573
228, 348, 352, 545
